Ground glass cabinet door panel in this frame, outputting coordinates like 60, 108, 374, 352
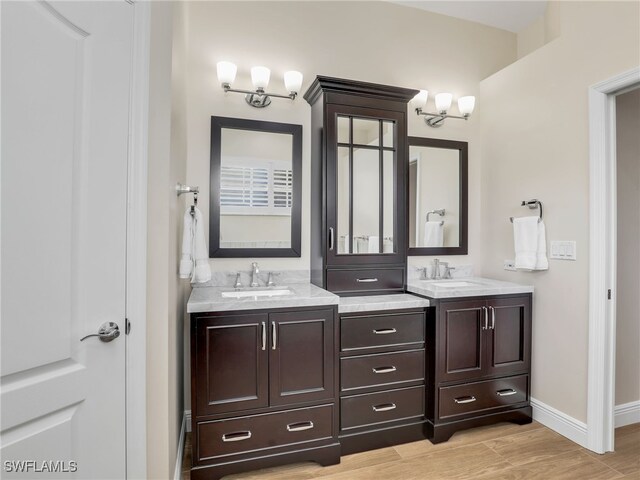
382, 150, 395, 253
352, 148, 380, 254
336, 146, 351, 254
382, 121, 394, 148
337, 116, 350, 144
352, 118, 380, 146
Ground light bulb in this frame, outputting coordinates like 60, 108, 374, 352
251, 66, 271, 90
458, 96, 476, 116
216, 61, 237, 86
284, 71, 303, 94
435, 93, 452, 113
412, 90, 429, 109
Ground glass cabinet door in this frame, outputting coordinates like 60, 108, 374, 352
328, 106, 404, 265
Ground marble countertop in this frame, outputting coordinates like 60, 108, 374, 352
339, 294, 430, 313
187, 283, 339, 313
406, 277, 534, 299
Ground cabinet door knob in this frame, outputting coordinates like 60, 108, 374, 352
286, 421, 314, 432
373, 328, 397, 335
454, 396, 476, 404
222, 431, 252, 442
372, 403, 397, 412
372, 366, 397, 374
496, 389, 517, 397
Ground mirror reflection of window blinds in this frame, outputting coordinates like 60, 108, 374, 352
220, 163, 292, 214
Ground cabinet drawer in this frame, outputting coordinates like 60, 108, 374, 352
327, 268, 404, 294
438, 375, 528, 420
341, 312, 425, 352
341, 350, 425, 392
341, 386, 424, 430
196, 404, 333, 462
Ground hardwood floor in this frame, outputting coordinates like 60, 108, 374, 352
182, 422, 640, 479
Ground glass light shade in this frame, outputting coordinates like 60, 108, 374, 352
435, 93, 453, 113
458, 96, 476, 116
412, 90, 429, 109
251, 66, 271, 89
216, 61, 237, 86
284, 71, 303, 93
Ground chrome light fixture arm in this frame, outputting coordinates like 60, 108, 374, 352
415, 107, 469, 128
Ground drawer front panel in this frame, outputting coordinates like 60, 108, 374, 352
326, 268, 404, 294
341, 312, 425, 352
341, 386, 424, 430
197, 404, 333, 461
341, 350, 425, 392
438, 375, 528, 419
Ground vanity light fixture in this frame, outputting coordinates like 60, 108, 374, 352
412, 90, 476, 128
216, 61, 303, 108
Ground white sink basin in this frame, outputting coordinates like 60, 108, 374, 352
430, 281, 478, 288
221, 288, 293, 299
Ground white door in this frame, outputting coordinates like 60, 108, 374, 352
1, 1, 133, 478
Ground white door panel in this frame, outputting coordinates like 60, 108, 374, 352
1, 1, 133, 478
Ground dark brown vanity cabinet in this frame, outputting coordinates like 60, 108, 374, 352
338, 308, 428, 454
190, 307, 340, 480
305, 77, 418, 295
426, 294, 532, 443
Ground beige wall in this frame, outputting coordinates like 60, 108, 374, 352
147, 1, 190, 478
183, 0, 517, 275
615, 88, 640, 407
479, 1, 640, 422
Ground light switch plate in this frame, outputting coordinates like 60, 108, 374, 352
550, 241, 577, 260
504, 259, 516, 271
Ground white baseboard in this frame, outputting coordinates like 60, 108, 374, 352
185, 409, 192, 433
615, 400, 640, 428
531, 397, 588, 448
174, 412, 187, 480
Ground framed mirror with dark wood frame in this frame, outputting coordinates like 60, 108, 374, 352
408, 137, 468, 256
209, 116, 302, 258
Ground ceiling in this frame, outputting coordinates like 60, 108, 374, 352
388, 1, 548, 33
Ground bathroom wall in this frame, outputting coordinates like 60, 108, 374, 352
181, 0, 517, 408
479, 1, 640, 422
183, 0, 517, 275
615, 88, 640, 408
146, 1, 190, 478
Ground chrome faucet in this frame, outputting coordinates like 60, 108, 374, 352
441, 262, 455, 279
431, 258, 441, 280
250, 262, 260, 287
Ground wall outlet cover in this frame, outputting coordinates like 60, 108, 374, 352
550, 241, 577, 260
504, 259, 516, 271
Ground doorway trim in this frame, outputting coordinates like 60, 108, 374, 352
126, 1, 150, 478
587, 66, 640, 454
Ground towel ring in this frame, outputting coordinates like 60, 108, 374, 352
510, 199, 542, 223
427, 209, 445, 223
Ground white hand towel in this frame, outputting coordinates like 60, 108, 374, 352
424, 221, 444, 247
368, 236, 379, 253
179, 207, 212, 283
513, 216, 548, 271
383, 238, 393, 253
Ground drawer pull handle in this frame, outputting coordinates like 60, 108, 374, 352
496, 389, 517, 397
222, 431, 252, 442
454, 396, 476, 404
373, 328, 397, 335
372, 366, 397, 374
357, 278, 379, 283
286, 421, 314, 432
372, 403, 397, 412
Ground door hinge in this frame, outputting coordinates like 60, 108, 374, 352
607, 289, 612, 300
126, 318, 131, 335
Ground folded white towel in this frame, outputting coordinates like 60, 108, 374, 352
424, 221, 444, 247
513, 216, 548, 271
383, 238, 394, 253
179, 207, 212, 283
368, 236, 379, 253
342, 235, 357, 254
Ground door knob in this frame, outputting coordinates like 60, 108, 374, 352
80, 321, 120, 342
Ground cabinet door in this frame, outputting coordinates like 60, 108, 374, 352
485, 296, 531, 377
325, 104, 407, 266
437, 299, 487, 383
269, 309, 335, 406
195, 314, 269, 416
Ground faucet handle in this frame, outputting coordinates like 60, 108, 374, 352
267, 272, 279, 287
234, 272, 243, 288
